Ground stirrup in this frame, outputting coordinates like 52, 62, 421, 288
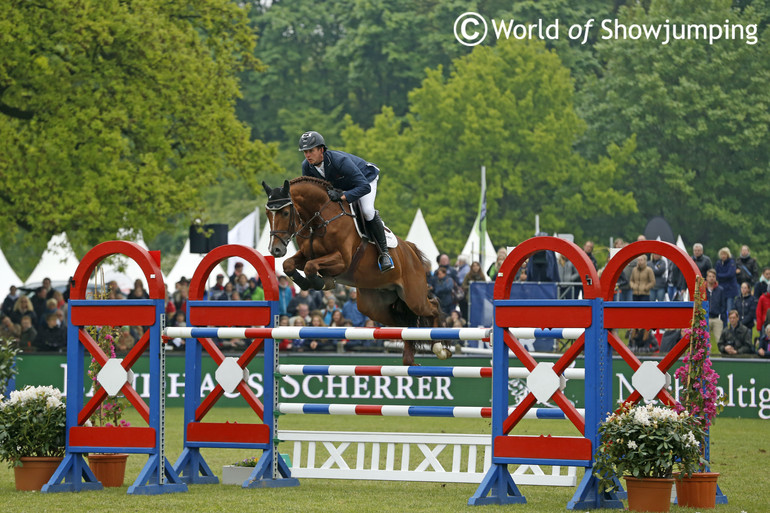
378, 254, 394, 272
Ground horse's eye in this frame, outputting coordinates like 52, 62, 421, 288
282, 210, 289, 217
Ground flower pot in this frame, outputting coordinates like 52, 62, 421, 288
13, 456, 63, 491
624, 476, 674, 512
675, 472, 720, 509
88, 453, 129, 487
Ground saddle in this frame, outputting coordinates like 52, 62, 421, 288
349, 202, 398, 249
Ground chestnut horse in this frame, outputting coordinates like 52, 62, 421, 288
262, 177, 448, 365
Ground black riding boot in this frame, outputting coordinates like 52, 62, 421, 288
366, 212, 394, 272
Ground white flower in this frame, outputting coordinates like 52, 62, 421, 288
627, 440, 638, 449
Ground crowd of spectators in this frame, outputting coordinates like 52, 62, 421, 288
2, 238, 770, 359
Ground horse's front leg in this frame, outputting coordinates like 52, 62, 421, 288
283, 252, 314, 290
304, 252, 347, 290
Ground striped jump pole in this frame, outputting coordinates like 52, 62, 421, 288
163, 326, 492, 341
277, 364, 585, 380
277, 403, 584, 419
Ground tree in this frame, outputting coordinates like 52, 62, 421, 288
0, 0, 278, 249
577, 0, 770, 253
343, 38, 636, 253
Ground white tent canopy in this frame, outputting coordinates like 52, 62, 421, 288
405, 208, 440, 271
227, 209, 260, 276
166, 239, 223, 290
25, 232, 80, 287
0, 245, 22, 294
461, 215, 497, 273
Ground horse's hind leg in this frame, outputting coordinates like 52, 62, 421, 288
357, 289, 418, 366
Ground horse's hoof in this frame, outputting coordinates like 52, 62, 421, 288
432, 342, 451, 360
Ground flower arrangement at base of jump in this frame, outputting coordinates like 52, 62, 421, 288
0, 385, 66, 467
592, 402, 706, 492
231, 456, 259, 467
673, 275, 723, 467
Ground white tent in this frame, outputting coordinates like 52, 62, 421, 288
166, 239, 223, 290
461, 215, 497, 273
676, 234, 687, 252
0, 245, 22, 294
227, 209, 260, 276
405, 208, 440, 271
25, 232, 80, 287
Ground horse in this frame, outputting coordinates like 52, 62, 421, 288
261, 177, 449, 365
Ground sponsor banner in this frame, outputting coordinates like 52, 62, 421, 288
12, 353, 770, 419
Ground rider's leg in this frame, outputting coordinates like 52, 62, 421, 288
360, 178, 394, 272
365, 211, 393, 272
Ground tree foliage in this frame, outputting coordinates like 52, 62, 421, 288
343, 38, 636, 253
577, 0, 770, 253
0, 0, 278, 249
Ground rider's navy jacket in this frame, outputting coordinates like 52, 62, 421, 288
301, 150, 379, 204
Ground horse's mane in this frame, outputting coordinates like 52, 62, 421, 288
290, 176, 331, 189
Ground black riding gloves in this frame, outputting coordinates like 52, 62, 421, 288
327, 189, 343, 202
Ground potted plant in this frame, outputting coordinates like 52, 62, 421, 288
0, 385, 67, 490
593, 403, 706, 512
0, 339, 21, 396
672, 275, 724, 508
222, 456, 261, 485
222, 454, 292, 485
86, 321, 132, 487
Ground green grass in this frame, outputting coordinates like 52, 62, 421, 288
1, 408, 767, 512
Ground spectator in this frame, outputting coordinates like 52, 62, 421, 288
455, 255, 470, 285
173, 278, 189, 312
127, 279, 149, 300
31, 286, 48, 320
235, 273, 250, 297
718, 310, 754, 355
461, 261, 487, 318
527, 247, 559, 282
757, 324, 770, 358
556, 253, 580, 299
229, 261, 245, 286
209, 274, 227, 300
218, 282, 235, 300
715, 247, 739, 318
436, 253, 459, 286
487, 247, 508, 281
18, 314, 37, 352
659, 328, 682, 354
322, 295, 341, 325
328, 310, 346, 327
735, 245, 759, 289
433, 266, 456, 318
628, 328, 658, 354
277, 275, 295, 316
0, 314, 19, 342
10, 295, 37, 327
649, 254, 667, 302
116, 326, 135, 353
691, 243, 713, 278
242, 278, 264, 301
754, 267, 770, 299
287, 289, 316, 316
705, 269, 726, 343
107, 280, 125, 299
289, 315, 307, 352
756, 284, 770, 332
304, 313, 336, 351
668, 259, 688, 301
342, 288, 367, 327
446, 310, 466, 328
39, 298, 59, 329
734, 282, 757, 331
630, 255, 655, 301
275, 315, 293, 351
2, 286, 19, 317
583, 240, 599, 270
33, 312, 65, 352
290, 303, 311, 327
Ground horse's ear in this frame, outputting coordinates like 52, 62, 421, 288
262, 181, 272, 196
282, 180, 291, 194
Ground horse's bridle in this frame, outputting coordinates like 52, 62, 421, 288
267, 195, 355, 256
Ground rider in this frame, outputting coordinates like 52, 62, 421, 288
298, 130, 394, 272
